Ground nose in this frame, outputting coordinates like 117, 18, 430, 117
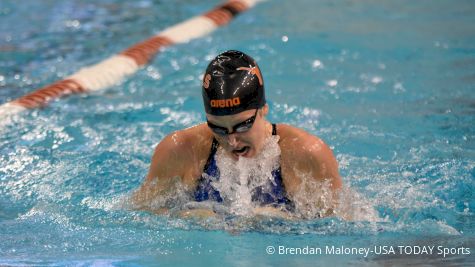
226, 133, 239, 147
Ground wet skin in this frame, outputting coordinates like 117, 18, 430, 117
132, 105, 342, 218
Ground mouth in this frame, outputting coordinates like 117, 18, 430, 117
232, 146, 250, 157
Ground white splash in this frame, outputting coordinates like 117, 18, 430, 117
288, 172, 380, 221
211, 135, 281, 216
128, 134, 380, 223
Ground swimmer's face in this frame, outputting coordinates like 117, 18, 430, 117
206, 105, 271, 160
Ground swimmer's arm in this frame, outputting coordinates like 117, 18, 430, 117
131, 129, 218, 218
131, 131, 188, 211
252, 206, 294, 220
303, 137, 342, 190
283, 135, 342, 215
302, 137, 342, 217
177, 209, 217, 219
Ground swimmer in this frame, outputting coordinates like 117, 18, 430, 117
132, 50, 342, 219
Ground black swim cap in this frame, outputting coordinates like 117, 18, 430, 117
202, 50, 265, 116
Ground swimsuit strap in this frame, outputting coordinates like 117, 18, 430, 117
195, 137, 222, 202
272, 123, 277, 135
205, 137, 219, 167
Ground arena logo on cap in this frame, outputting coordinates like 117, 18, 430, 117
210, 97, 240, 108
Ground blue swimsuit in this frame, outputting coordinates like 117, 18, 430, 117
194, 124, 292, 209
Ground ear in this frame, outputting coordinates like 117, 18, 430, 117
261, 104, 269, 117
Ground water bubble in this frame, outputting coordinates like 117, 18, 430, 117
146, 66, 161, 80
65, 20, 81, 28
327, 80, 338, 87
312, 60, 323, 69
371, 76, 383, 84
393, 82, 405, 93
170, 59, 180, 70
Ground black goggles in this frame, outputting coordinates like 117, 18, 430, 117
207, 109, 259, 135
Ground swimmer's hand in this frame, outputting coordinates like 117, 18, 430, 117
131, 176, 183, 210
178, 207, 292, 220
252, 206, 294, 220
177, 208, 217, 219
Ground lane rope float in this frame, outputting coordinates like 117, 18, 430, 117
0, 0, 264, 119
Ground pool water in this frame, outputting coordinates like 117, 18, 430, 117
1, 0, 474, 266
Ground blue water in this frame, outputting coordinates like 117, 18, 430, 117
1, 0, 474, 266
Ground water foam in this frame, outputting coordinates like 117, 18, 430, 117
128, 134, 380, 227
286, 173, 380, 221
210, 135, 281, 216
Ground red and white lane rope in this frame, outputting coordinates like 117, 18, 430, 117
0, 0, 263, 118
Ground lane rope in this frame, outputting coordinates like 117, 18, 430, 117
0, 0, 263, 119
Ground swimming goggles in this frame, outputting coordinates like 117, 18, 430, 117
207, 109, 259, 135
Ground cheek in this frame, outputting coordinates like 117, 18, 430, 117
246, 129, 264, 146
244, 135, 257, 146
234, 133, 256, 146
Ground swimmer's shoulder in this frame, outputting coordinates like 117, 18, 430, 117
275, 123, 325, 149
135, 124, 213, 205
158, 123, 213, 151
275, 123, 324, 165
178, 123, 214, 154
155, 123, 214, 183
276, 123, 341, 188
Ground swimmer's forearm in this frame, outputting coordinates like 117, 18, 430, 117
177, 208, 217, 219
252, 206, 294, 220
